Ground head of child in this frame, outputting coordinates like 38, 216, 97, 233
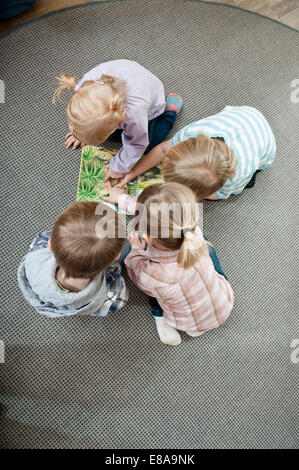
136, 182, 208, 269
162, 134, 237, 199
48, 201, 125, 281
53, 74, 126, 144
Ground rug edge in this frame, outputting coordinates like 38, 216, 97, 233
0, 0, 298, 39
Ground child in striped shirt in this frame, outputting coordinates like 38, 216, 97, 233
103, 182, 234, 345
119, 106, 276, 199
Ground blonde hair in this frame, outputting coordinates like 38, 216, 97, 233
162, 134, 237, 199
53, 73, 126, 144
137, 183, 209, 269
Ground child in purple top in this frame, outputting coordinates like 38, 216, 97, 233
54, 59, 183, 182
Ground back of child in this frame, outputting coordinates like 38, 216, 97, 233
54, 59, 183, 179
116, 182, 234, 344
163, 105, 276, 199
120, 105, 276, 200
18, 201, 128, 317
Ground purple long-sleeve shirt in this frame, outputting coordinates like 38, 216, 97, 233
76, 60, 166, 173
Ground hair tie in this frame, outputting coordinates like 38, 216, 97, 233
74, 85, 79, 92
95, 80, 105, 85
109, 104, 113, 111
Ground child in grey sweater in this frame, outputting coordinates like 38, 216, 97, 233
18, 201, 128, 317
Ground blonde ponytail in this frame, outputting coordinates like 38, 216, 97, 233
109, 92, 126, 123
137, 182, 210, 270
177, 230, 209, 269
53, 72, 126, 144
53, 73, 78, 103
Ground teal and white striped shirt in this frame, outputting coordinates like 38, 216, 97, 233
170, 106, 276, 199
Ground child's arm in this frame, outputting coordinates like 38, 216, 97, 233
124, 247, 158, 297
104, 166, 125, 182
107, 105, 150, 179
118, 139, 171, 188
101, 182, 137, 215
96, 262, 129, 316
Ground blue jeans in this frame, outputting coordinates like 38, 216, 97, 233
109, 110, 177, 153
245, 169, 262, 189
145, 110, 177, 153
150, 237, 228, 317
205, 237, 228, 280
118, 239, 131, 266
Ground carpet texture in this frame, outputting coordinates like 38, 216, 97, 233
0, 0, 298, 449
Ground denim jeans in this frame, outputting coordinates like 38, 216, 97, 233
145, 110, 177, 153
118, 239, 131, 267
245, 169, 262, 189
204, 237, 228, 280
109, 110, 177, 153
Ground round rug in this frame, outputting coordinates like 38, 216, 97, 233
0, 0, 298, 449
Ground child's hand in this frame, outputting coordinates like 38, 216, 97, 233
101, 181, 128, 204
65, 132, 84, 150
127, 232, 147, 250
118, 170, 136, 188
104, 166, 124, 183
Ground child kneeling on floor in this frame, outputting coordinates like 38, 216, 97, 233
104, 182, 234, 345
119, 106, 276, 200
18, 201, 128, 317
54, 59, 183, 183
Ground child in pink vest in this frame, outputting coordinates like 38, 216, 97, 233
103, 182, 234, 345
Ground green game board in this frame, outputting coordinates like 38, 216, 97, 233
77, 145, 164, 212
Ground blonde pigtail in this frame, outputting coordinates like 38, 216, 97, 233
55, 72, 126, 144
53, 73, 78, 103
109, 93, 126, 123
177, 230, 209, 269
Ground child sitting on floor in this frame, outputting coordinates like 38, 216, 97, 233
119, 106, 276, 199
18, 202, 128, 317
103, 182, 234, 345
53, 59, 183, 183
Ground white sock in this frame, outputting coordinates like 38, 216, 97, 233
154, 316, 181, 345
186, 330, 206, 337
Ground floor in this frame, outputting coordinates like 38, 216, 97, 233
0, 0, 298, 33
